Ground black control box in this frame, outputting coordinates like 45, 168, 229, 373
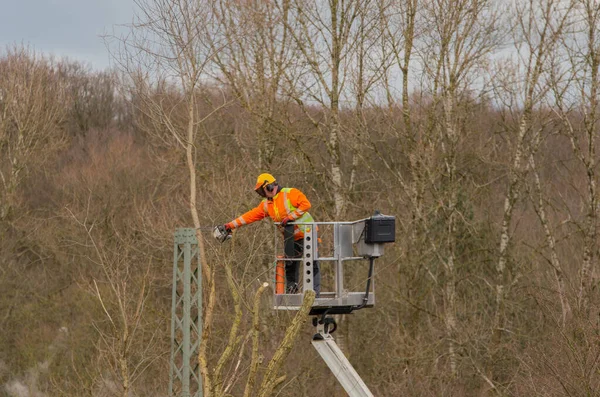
364, 214, 395, 244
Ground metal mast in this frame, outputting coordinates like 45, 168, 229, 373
169, 228, 203, 397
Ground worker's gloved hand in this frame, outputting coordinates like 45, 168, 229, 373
281, 217, 292, 226
213, 224, 232, 243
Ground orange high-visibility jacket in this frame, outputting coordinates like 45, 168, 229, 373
226, 187, 314, 240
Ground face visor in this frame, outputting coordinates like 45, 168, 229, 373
255, 181, 268, 198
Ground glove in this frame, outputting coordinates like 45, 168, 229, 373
281, 217, 292, 226
223, 224, 231, 232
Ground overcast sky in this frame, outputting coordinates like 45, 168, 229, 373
0, 0, 135, 70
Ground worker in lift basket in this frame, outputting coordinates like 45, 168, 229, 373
221, 173, 320, 296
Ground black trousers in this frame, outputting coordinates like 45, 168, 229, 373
286, 239, 321, 295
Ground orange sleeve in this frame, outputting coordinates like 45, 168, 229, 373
226, 200, 268, 229
286, 188, 311, 220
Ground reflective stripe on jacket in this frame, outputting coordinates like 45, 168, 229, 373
226, 187, 314, 240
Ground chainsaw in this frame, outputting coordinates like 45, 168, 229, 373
213, 225, 232, 243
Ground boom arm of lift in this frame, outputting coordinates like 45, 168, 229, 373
311, 316, 374, 397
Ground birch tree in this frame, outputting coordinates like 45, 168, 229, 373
209, 0, 297, 168
550, 0, 600, 316
281, 0, 367, 217
418, 0, 504, 377
345, 0, 389, 194
491, 0, 572, 349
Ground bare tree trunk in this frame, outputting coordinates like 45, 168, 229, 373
547, 0, 599, 316
419, 0, 505, 377
493, 114, 528, 342
181, 91, 217, 396
444, 255, 458, 376
210, 0, 293, 169
441, 93, 459, 377
330, 115, 344, 217
120, 355, 129, 397
243, 283, 269, 397
329, 0, 345, 218
578, 0, 599, 312
400, 0, 417, 139
213, 263, 243, 397
280, 0, 362, 217
529, 153, 571, 326
492, 0, 572, 346
257, 291, 316, 397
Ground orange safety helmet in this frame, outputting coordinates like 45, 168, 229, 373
254, 173, 276, 196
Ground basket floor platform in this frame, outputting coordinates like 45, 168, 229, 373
273, 292, 375, 315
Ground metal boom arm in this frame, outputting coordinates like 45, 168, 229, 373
311, 317, 374, 397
